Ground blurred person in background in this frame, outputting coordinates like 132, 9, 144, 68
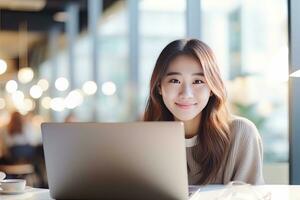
0, 110, 10, 160
24, 112, 42, 146
2, 111, 37, 163
0, 111, 46, 187
0, 133, 6, 161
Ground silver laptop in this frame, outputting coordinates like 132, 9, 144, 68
41, 122, 189, 199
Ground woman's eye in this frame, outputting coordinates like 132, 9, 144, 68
169, 79, 180, 84
193, 80, 203, 84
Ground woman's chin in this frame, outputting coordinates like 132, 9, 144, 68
173, 114, 198, 122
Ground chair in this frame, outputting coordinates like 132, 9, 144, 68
0, 163, 38, 186
0, 145, 38, 186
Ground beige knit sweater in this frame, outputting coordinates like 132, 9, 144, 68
185, 116, 264, 185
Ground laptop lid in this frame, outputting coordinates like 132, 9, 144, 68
41, 122, 189, 200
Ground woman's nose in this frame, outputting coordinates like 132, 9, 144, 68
180, 84, 193, 98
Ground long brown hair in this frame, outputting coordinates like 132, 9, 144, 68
8, 111, 23, 135
144, 39, 232, 184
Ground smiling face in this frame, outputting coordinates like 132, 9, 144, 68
160, 55, 211, 122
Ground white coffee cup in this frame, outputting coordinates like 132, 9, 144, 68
0, 172, 5, 180
0, 179, 26, 192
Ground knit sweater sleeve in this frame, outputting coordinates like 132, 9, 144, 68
228, 117, 264, 185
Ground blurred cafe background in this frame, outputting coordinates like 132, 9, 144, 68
0, 0, 293, 188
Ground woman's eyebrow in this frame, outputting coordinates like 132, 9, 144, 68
166, 72, 181, 76
192, 72, 204, 76
165, 72, 204, 76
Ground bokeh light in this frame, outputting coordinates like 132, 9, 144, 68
0, 98, 6, 109
0, 59, 7, 75
41, 97, 52, 109
37, 79, 49, 91
82, 81, 97, 95
50, 97, 65, 112
30, 85, 43, 99
18, 67, 34, 84
64, 90, 83, 109
101, 81, 117, 96
55, 77, 69, 91
5, 80, 18, 93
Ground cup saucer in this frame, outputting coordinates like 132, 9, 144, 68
0, 186, 31, 195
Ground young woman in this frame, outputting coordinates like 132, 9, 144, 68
144, 39, 264, 185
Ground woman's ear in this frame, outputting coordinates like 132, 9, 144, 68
157, 84, 162, 95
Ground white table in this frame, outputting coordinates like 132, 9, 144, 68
0, 188, 53, 200
190, 185, 300, 200
1, 185, 300, 199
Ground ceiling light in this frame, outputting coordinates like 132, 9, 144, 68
53, 12, 68, 22
0, 0, 46, 11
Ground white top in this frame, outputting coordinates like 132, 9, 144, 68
185, 135, 198, 148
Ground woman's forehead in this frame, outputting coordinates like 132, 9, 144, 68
166, 55, 203, 74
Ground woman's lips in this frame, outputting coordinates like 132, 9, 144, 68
175, 102, 197, 109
